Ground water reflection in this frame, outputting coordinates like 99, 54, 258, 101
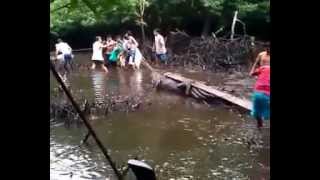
51, 52, 269, 179
117, 69, 128, 95
129, 70, 144, 96
50, 132, 116, 180
91, 71, 107, 104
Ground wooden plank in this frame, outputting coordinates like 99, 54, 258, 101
164, 72, 252, 111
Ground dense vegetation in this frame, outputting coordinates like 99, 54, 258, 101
50, 0, 269, 48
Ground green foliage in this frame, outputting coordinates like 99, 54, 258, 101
50, 0, 270, 41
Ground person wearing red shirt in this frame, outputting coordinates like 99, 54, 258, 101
249, 47, 270, 129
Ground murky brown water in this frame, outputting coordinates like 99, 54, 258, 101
50, 52, 269, 180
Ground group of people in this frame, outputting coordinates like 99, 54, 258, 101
90, 29, 167, 73
54, 29, 168, 75
54, 30, 269, 130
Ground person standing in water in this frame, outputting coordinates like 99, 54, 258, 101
109, 35, 125, 67
104, 35, 117, 66
249, 46, 270, 130
91, 36, 108, 73
55, 38, 73, 74
152, 29, 167, 64
123, 31, 139, 65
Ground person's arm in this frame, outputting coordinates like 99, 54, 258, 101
101, 43, 108, 48
130, 36, 139, 47
250, 56, 261, 76
67, 44, 72, 53
152, 43, 155, 52
55, 44, 59, 56
159, 36, 165, 48
106, 41, 116, 48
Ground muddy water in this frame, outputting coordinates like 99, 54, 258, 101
50, 52, 269, 180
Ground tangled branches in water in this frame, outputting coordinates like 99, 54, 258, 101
139, 31, 268, 72
50, 94, 150, 128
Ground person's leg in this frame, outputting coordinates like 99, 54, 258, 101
63, 56, 70, 74
69, 55, 74, 70
155, 54, 161, 65
105, 54, 108, 66
105, 54, 110, 67
91, 61, 96, 69
262, 94, 270, 120
160, 54, 168, 65
251, 92, 264, 129
66, 54, 73, 73
120, 55, 126, 68
57, 60, 66, 77
102, 64, 108, 73
126, 54, 130, 66
257, 116, 263, 130
131, 50, 136, 63
152, 52, 157, 63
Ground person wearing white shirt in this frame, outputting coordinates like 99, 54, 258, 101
124, 31, 139, 65
55, 38, 73, 74
91, 36, 108, 73
153, 29, 167, 64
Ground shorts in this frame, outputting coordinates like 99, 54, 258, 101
92, 60, 104, 65
156, 53, 167, 62
64, 54, 72, 63
251, 91, 270, 120
126, 50, 136, 63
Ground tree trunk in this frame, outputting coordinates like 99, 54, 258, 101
231, 11, 238, 41
201, 16, 212, 37
140, 24, 145, 44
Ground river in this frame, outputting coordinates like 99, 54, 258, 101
50, 52, 269, 180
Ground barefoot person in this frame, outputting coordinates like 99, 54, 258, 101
152, 29, 167, 64
91, 36, 108, 73
249, 50, 270, 130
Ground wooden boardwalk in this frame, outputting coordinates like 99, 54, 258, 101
164, 72, 252, 111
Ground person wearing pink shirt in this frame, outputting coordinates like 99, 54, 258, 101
249, 47, 270, 129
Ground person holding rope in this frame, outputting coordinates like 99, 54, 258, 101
123, 31, 139, 66
103, 35, 117, 67
91, 36, 109, 73
55, 38, 74, 75
249, 45, 270, 130
109, 35, 126, 68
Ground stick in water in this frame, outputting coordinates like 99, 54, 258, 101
50, 61, 123, 180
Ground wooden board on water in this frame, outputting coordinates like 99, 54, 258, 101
164, 72, 252, 111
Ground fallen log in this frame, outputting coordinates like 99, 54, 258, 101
190, 88, 206, 99
162, 72, 252, 111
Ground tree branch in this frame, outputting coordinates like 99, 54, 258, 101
51, 3, 71, 13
